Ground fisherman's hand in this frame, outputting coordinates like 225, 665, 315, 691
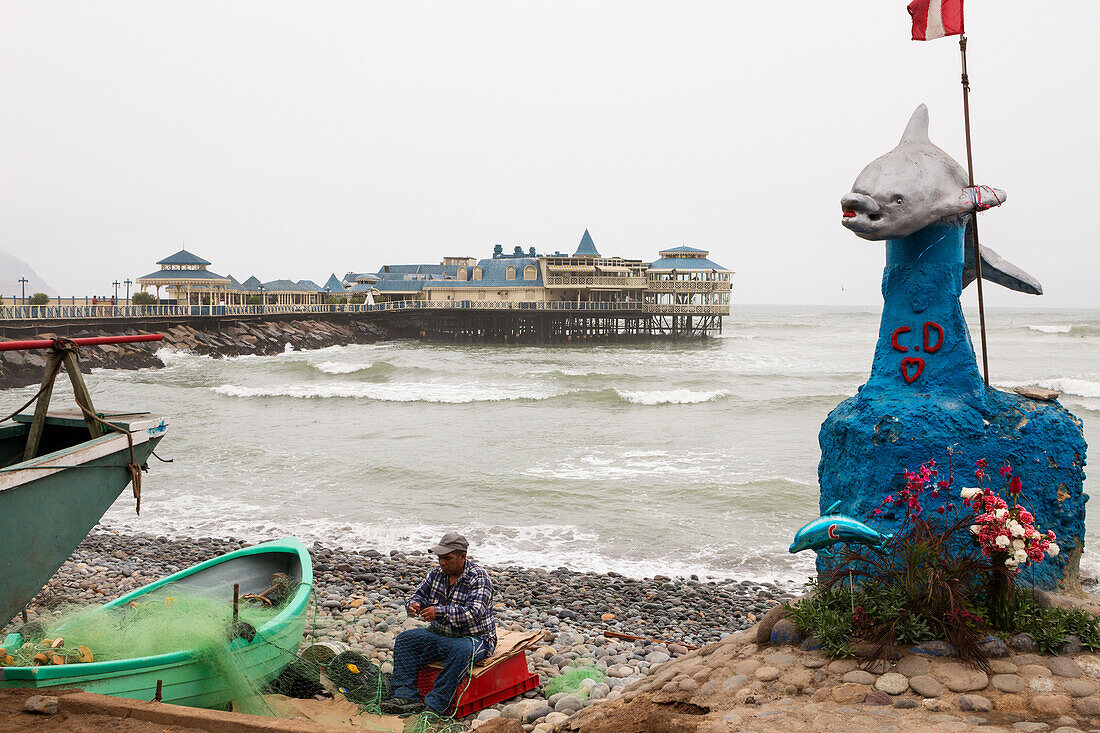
407, 601, 422, 615
419, 606, 436, 621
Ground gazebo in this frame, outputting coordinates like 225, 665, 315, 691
136, 250, 230, 305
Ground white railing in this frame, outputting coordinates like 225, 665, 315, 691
645, 280, 729, 292
0, 299, 728, 320
544, 276, 648, 288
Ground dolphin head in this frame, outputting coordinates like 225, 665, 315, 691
841, 105, 1005, 241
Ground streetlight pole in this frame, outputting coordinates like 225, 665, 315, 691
258, 284, 265, 314
124, 279, 132, 300
18, 277, 28, 304
112, 280, 120, 301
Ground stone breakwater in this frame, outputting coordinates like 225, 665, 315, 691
5, 530, 795, 730
0, 316, 389, 389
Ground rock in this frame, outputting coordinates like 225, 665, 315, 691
799, 637, 824, 652
721, 674, 748, 693
827, 659, 859, 675
828, 684, 865, 705
476, 719, 526, 733
1052, 727, 1085, 733
957, 694, 993, 712
770, 619, 801, 646
894, 698, 919, 709
23, 695, 58, 714
756, 604, 789, 645
909, 641, 958, 657
920, 697, 949, 712
989, 659, 1019, 674
1061, 636, 1082, 655
909, 675, 944, 698
1032, 694, 1073, 716
991, 673, 1025, 693
842, 670, 875, 685
763, 652, 797, 668
1030, 676, 1056, 693
477, 709, 502, 721
754, 666, 780, 681
523, 704, 552, 723
864, 689, 893, 706
875, 672, 909, 695
1075, 696, 1100, 715
1009, 633, 1038, 653
734, 659, 763, 676
500, 703, 525, 719
934, 662, 988, 692
554, 695, 583, 713
894, 655, 933, 677
1013, 724, 1050, 733
1048, 657, 1083, 678
1062, 679, 1095, 697
544, 712, 569, 726
977, 635, 1010, 657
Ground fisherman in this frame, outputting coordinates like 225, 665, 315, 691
380, 532, 496, 716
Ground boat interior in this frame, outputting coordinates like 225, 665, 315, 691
143, 550, 305, 601
1, 409, 154, 467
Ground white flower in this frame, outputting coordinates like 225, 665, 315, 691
1008, 520, 1025, 538
995, 535, 1010, 549
960, 487, 981, 500
1012, 538, 1025, 550
970, 525, 981, 535
1005, 557, 1019, 567
994, 508, 1008, 520
1048, 543, 1060, 557
1014, 549, 1029, 563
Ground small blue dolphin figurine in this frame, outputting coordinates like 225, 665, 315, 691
789, 501, 892, 558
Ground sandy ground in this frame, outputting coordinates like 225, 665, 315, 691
0, 688, 206, 733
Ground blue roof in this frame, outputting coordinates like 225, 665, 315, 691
647, 257, 730, 271
323, 274, 345, 292
136, 268, 227, 281
374, 280, 432, 292
264, 279, 319, 292
377, 264, 457, 279
429, 258, 543, 288
225, 274, 247, 290
297, 279, 322, 290
573, 229, 600, 257
242, 276, 262, 291
156, 249, 211, 266
349, 282, 378, 292
660, 246, 708, 254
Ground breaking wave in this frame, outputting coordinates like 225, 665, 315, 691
613, 388, 731, 405
212, 382, 560, 403
1025, 324, 1072, 334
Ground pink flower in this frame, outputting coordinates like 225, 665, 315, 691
976, 459, 988, 468
975, 468, 985, 480
999, 463, 1013, 477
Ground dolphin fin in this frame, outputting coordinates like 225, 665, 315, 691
963, 219, 1043, 295
899, 104, 931, 146
824, 500, 842, 515
816, 547, 834, 559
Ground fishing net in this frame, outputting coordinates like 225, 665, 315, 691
1, 592, 291, 716
543, 665, 605, 699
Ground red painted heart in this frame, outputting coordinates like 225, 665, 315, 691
900, 357, 925, 384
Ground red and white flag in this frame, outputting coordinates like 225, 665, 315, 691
907, 0, 964, 41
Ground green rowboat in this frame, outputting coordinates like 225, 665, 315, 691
0, 409, 168, 626
0, 537, 313, 708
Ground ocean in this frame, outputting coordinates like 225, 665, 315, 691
31, 306, 1097, 589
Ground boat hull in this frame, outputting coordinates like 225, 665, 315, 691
0, 415, 168, 626
0, 538, 313, 709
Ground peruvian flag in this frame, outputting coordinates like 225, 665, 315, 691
908, 0, 964, 40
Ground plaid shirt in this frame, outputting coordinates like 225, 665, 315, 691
408, 560, 497, 653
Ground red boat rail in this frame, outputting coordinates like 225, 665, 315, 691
0, 334, 163, 352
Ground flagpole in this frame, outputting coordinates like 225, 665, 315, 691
959, 34, 990, 388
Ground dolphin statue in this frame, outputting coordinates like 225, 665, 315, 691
788, 501, 892, 557
840, 104, 1041, 295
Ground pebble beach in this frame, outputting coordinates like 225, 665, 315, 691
4, 528, 797, 730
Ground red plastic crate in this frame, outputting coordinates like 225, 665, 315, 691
417, 651, 540, 718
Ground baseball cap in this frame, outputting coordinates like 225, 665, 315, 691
430, 532, 469, 555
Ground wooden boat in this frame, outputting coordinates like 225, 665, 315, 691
0, 537, 313, 709
0, 334, 168, 627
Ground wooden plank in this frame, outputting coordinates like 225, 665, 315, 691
22, 351, 63, 461
61, 350, 103, 439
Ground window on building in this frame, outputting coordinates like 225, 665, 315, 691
473, 267, 482, 281
523, 265, 537, 281
506, 266, 516, 281
457, 267, 467, 281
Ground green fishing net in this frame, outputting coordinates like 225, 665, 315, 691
543, 665, 605, 699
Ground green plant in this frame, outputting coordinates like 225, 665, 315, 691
246, 295, 261, 305
326, 295, 348, 304
29, 292, 49, 305
349, 294, 366, 304
132, 291, 156, 305
785, 582, 857, 658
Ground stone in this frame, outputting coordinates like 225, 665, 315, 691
756, 604, 789, 645
1030, 677, 1056, 693
1014, 653, 1045, 666
935, 663, 989, 692
909, 675, 944, 698
800, 637, 824, 652
1052, 728, 1085, 733
801, 654, 828, 669
764, 652, 797, 668
1063, 679, 1095, 697
989, 659, 1019, 674
827, 659, 860, 675
1032, 695, 1072, 716
957, 694, 993, 712
734, 659, 763, 676
992, 673, 1025, 693
875, 672, 909, 695
1021, 663, 1053, 678
678, 678, 699, 691
543, 712, 569, 726
23, 696, 58, 714
977, 635, 1010, 658
1048, 657, 1083, 679
1061, 636, 1082, 656
523, 705, 553, 723
893, 698, 919, 709
831, 683, 868, 704
894, 655, 933, 677
843, 670, 876, 685
755, 666, 780, 681
1013, 724, 1050, 733
909, 641, 958, 658
1074, 696, 1100, 715
721, 674, 748, 693
920, 697, 949, 712
1010, 633, 1038, 653
864, 689, 893, 706
770, 619, 801, 646
477, 709, 502, 721
554, 695, 583, 713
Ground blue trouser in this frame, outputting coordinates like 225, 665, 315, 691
390, 628, 491, 713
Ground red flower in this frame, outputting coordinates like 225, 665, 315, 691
1009, 476, 1022, 495
999, 464, 1013, 477
975, 468, 985, 480
976, 459, 988, 468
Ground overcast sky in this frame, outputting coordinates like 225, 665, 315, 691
1, 1, 1096, 307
